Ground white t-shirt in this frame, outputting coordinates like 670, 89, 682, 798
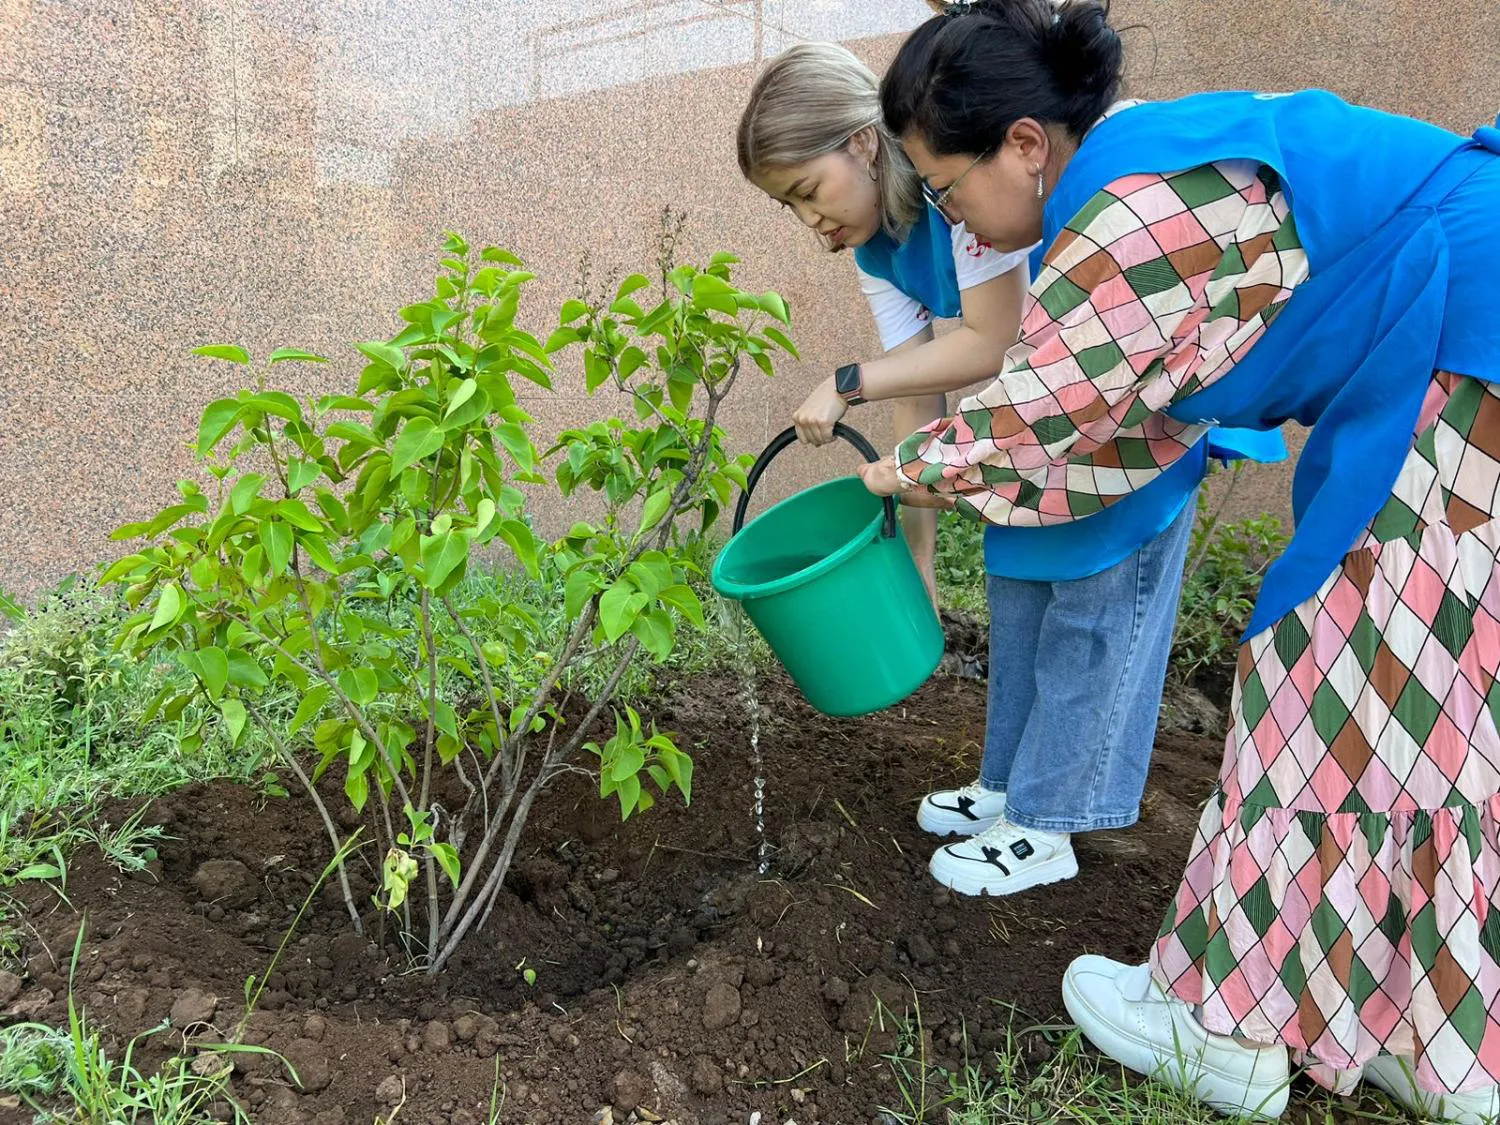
856, 222, 1032, 351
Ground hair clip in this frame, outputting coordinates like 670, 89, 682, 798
945, 0, 974, 15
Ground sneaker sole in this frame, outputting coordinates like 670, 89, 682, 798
1061, 971, 1289, 1120
928, 849, 1079, 897
916, 808, 1001, 837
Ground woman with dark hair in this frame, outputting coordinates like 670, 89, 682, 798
863, 0, 1500, 1119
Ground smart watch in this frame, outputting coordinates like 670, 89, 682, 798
834, 362, 865, 406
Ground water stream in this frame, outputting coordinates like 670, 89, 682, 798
730, 604, 770, 875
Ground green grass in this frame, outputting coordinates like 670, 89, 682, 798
0, 926, 286, 1125
877, 1003, 1417, 1125
934, 510, 988, 616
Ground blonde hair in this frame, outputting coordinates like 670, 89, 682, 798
737, 42, 923, 243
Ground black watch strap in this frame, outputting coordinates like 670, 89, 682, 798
834, 363, 865, 406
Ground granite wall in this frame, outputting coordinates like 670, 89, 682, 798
2, 0, 1496, 598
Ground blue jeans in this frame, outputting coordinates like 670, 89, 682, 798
981, 493, 1197, 834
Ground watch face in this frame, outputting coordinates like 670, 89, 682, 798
836, 364, 860, 396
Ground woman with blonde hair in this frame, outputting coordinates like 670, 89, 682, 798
737, 40, 1282, 900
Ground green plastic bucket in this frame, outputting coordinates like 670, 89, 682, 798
711, 424, 944, 717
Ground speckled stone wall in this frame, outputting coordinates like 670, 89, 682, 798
2, 0, 1497, 599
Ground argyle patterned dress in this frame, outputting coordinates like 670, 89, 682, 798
897, 161, 1500, 1095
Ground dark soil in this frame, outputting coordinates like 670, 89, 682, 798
0, 629, 1374, 1124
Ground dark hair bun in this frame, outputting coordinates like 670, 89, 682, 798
1045, 1, 1124, 112
882, 0, 1125, 153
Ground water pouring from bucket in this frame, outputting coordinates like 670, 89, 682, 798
711, 423, 945, 717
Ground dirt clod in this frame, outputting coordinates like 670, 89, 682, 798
191, 859, 258, 909
690, 1056, 723, 1096
375, 1074, 406, 1105
170, 987, 218, 1027
423, 1020, 452, 1052
612, 1069, 650, 1114
701, 981, 741, 1031
285, 1038, 333, 1092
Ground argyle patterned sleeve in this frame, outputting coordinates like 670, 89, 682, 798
895, 161, 1310, 526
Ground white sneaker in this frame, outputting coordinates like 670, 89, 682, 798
928, 816, 1077, 896
917, 781, 1006, 836
1363, 1053, 1500, 1124
1062, 956, 1290, 1120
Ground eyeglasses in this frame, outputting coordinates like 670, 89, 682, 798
921, 149, 994, 221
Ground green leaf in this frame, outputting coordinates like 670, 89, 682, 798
609, 742, 646, 783
339, 667, 378, 707
599, 580, 640, 643
618, 347, 648, 380
275, 498, 323, 531
495, 519, 540, 576
758, 291, 791, 325
221, 699, 248, 745
245, 391, 302, 422
356, 340, 406, 371
197, 399, 242, 454
390, 417, 444, 473
316, 394, 374, 413
444, 377, 477, 419
230, 473, 266, 514
638, 488, 671, 533
193, 646, 230, 699
420, 529, 471, 589
544, 327, 581, 352
268, 347, 328, 364
14, 863, 63, 882
287, 458, 323, 493
431, 842, 461, 888
616, 273, 651, 300
434, 699, 458, 739
300, 535, 340, 575
346, 769, 370, 813
150, 583, 184, 633
226, 650, 269, 690
670, 749, 693, 804
658, 583, 705, 628
583, 352, 612, 394
691, 275, 738, 315
630, 610, 674, 660
760, 325, 799, 358
290, 684, 331, 735
495, 423, 535, 471
564, 567, 603, 619
260, 521, 293, 577
616, 774, 641, 820
192, 344, 250, 364
99, 553, 146, 585
560, 299, 590, 324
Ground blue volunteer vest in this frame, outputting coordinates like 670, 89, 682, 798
1045, 91, 1500, 635
856, 202, 1285, 581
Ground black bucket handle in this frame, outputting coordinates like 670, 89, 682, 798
731, 423, 899, 539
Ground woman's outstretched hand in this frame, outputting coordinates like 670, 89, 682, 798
857, 457, 955, 509
857, 456, 905, 496
791, 377, 848, 446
